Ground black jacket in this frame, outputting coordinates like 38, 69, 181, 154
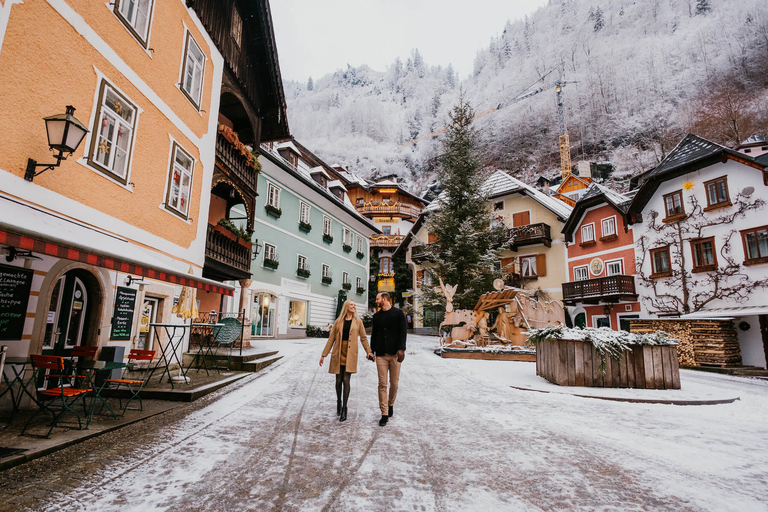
370, 306, 407, 356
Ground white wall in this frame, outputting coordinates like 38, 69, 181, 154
736, 316, 767, 368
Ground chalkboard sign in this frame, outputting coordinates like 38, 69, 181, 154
110, 287, 137, 341
0, 263, 33, 341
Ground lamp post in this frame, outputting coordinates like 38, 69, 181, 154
25, 105, 89, 181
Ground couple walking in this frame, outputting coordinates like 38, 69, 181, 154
319, 292, 407, 426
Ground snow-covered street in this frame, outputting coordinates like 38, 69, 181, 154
2, 335, 768, 511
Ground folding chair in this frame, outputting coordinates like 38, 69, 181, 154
106, 349, 155, 415
21, 355, 92, 438
69, 345, 99, 416
212, 318, 242, 371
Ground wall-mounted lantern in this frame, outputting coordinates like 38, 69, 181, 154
24, 105, 89, 181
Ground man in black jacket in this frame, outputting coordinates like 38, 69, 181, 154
370, 291, 407, 426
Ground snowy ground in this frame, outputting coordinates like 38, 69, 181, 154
5, 335, 768, 511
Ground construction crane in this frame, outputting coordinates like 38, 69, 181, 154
400, 68, 577, 178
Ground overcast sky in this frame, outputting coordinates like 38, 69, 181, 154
270, 0, 549, 83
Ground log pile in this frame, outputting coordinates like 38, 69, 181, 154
629, 319, 742, 367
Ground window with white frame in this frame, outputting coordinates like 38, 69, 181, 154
88, 82, 137, 184
520, 255, 538, 278
322, 264, 330, 278
581, 224, 595, 243
115, 0, 153, 48
165, 142, 194, 217
357, 236, 363, 253
323, 216, 332, 235
181, 32, 205, 109
343, 272, 349, 285
574, 266, 589, 281
356, 276, 362, 289
343, 228, 351, 245
606, 259, 623, 276
263, 243, 276, 261
267, 183, 280, 208
299, 201, 310, 224
298, 254, 308, 271
601, 217, 616, 238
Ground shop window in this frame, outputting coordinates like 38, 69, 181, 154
164, 142, 194, 218
115, 0, 154, 48
650, 246, 671, 277
742, 226, 768, 265
704, 177, 731, 210
288, 301, 306, 328
180, 32, 205, 109
88, 81, 137, 185
663, 191, 685, 221
574, 266, 589, 281
691, 237, 717, 272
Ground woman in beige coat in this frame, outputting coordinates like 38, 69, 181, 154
319, 300, 373, 422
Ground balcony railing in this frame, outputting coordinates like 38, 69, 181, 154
411, 244, 430, 263
562, 275, 638, 304
370, 234, 404, 248
206, 224, 251, 276
216, 132, 257, 192
509, 222, 552, 250
355, 203, 422, 219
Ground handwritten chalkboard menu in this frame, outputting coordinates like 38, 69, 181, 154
110, 287, 137, 341
0, 263, 33, 341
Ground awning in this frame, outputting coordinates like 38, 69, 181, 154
681, 305, 768, 319
0, 195, 234, 296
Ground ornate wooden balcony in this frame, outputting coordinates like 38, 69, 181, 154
215, 132, 257, 192
508, 222, 552, 251
356, 203, 422, 220
562, 275, 637, 305
370, 234, 404, 248
410, 244, 431, 263
205, 224, 251, 280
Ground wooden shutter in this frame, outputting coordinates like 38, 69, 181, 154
512, 211, 530, 226
500, 257, 515, 269
416, 270, 424, 287
428, 232, 438, 243
536, 254, 547, 276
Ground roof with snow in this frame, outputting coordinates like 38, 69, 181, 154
562, 183, 633, 241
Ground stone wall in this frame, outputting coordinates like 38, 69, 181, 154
629, 319, 742, 367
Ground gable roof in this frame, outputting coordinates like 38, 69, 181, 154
628, 134, 766, 220
554, 173, 592, 193
562, 183, 633, 241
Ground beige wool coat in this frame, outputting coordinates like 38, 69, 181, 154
321, 317, 371, 374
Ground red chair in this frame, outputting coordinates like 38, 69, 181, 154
107, 349, 155, 415
21, 355, 92, 438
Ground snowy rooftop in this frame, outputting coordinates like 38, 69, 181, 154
580, 182, 632, 211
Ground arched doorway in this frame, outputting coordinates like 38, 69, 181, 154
41, 269, 101, 356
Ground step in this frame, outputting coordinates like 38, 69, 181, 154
241, 355, 283, 373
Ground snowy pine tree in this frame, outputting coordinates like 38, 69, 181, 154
696, 0, 711, 15
307, 76, 313, 91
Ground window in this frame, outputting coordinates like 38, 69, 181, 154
115, 0, 153, 48
343, 272, 349, 285
380, 257, 393, 274
181, 33, 205, 109
691, 237, 717, 272
323, 216, 332, 235
267, 183, 280, 208
742, 226, 768, 264
88, 82, 137, 184
574, 266, 589, 281
322, 264, 330, 278
581, 224, 595, 244
299, 201, 310, 224
663, 191, 685, 219
596, 317, 611, 328
382, 226, 391, 235
704, 177, 731, 210
605, 259, 623, 276
298, 254, 308, 271
230, 5, 242, 47
494, 201, 504, 211
356, 198, 364, 206
601, 217, 616, 238
288, 300, 306, 328
165, 143, 194, 217
520, 255, 546, 278
356, 276, 362, 289
263, 243, 277, 268
650, 246, 671, 277
343, 228, 351, 245
357, 236, 364, 253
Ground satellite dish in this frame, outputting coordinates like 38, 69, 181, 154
742, 186, 755, 197
493, 279, 505, 291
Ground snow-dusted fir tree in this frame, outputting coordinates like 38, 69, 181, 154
420, 98, 506, 310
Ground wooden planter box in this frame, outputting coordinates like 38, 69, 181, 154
214, 224, 238, 242
536, 339, 680, 389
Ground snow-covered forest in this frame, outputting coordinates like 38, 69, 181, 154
284, 0, 768, 194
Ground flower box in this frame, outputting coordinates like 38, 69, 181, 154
299, 221, 312, 233
265, 204, 282, 219
297, 268, 311, 278
237, 238, 252, 249
356, 251, 365, 259
263, 258, 279, 270
342, 244, 352, 253
214, 224, 238, 242
356, 287, 365, 295
321, 276, 333, 285
323, 234, 334, 244
342, 283, 352, 291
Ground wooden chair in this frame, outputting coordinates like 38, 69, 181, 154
21, 355, 92, 438
106, 349, 155, 415
68, 345, 99, 417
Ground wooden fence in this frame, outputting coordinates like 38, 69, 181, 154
536, 339, 680, 389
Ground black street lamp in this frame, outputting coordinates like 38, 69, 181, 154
24, 105, 89, 181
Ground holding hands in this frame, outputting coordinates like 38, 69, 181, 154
319, 356, 324, 367
367, 352, 376, 362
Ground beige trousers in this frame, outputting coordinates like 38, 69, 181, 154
376, 354, 401, 416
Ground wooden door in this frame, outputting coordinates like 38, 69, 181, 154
42, 270, 93, 356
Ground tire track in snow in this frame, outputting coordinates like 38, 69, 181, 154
320, 428, 382, 512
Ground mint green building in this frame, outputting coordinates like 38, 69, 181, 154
240, 140, 377, 338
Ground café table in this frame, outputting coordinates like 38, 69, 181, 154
186, 323, 224, 376
0, 357, 35, 416
147, 323, 192, 389
77, 360, 128, 428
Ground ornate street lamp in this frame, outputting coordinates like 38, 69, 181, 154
24, 105, 89, 181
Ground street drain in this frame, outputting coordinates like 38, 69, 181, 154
0, 447, 27, 458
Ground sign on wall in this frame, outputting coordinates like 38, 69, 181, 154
589, 258, 604, 276
110, 287, 137, 341
0, 263, 33, 341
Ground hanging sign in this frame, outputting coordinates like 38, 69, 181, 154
0, 263, 33, 341
110, 287, 137, 341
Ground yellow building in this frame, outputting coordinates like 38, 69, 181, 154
403, 171, 572, 328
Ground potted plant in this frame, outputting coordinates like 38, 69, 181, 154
342, 282, 352, 291
342, 243, 352, 253
356, 250, 365, 259
263, 254, 279, 269
356, 286, 366, 295
297, 267, 311, 278
321, 276, 333, 285
299, 221, 312, 233
323, 233, 334, 244
265, 204, 282, 219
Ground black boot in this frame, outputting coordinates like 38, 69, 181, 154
337, 399, 342, 416
340, 407, 347, 422
388, 405, 393, 418
379, 415, 388, 426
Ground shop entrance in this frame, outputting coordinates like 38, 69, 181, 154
252, 292, 276, 337
42, 269, 99, 356
137, 297, 160, 351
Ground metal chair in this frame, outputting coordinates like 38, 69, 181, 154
21, 355, 92, 438
68, 345, 99, 418
213, 318, 242, 370
106, 349, 155, 415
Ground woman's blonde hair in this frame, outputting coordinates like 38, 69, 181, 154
333, 300, 359, 330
